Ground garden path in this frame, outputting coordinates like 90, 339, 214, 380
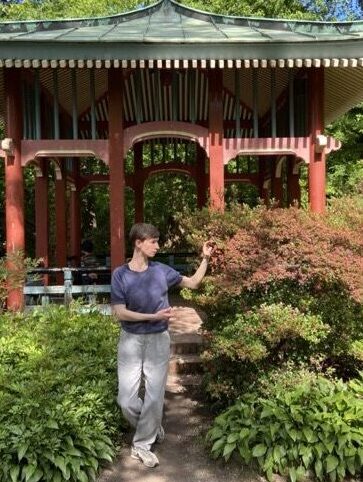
97, 295, 261, 482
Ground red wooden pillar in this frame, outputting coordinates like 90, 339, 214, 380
4, 69, 25, 310
196, 145, 207, 208
308, 68, 325, 213
69, 161, 81, 263
208, 70, 224, 210
108, 69, 125, 269
55, 163, 67, 281
271, 158, 284, 206
134, 143, 144, 223
35, 159, 49, 267
287, 156, 301, 206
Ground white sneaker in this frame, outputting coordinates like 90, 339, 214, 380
131, 446, 159, 468
156, 425, 165, 444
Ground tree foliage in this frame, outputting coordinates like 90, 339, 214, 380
2, 0, 361, 20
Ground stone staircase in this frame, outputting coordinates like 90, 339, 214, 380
167, 303, 205, 393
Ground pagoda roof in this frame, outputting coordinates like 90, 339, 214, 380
0, 0, 363, 62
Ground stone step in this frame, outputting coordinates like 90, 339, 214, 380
170, 333, 204, 355
168, 354, 203, 376
166, 373, 203, 393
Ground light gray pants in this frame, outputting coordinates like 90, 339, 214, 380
117, 329, 170, 451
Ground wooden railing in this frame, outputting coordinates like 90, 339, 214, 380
24, 253, 196, 306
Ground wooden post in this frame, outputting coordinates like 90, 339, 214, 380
55, 163, 67, 281
208, 70, 224, 210
69, 167, 81, 264
4, 69, 25, 310
134, 143, 144, 223
108, 69, 125, 269
308, 68, 325, 213
35, 159, 49, 267
287, 156, 301, 207
196, 144, 207, 208
271, 158, 284, 207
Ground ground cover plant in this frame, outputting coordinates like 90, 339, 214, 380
178, 195, 363, 480
207, 375, 363, 482
0, 304, 124, 482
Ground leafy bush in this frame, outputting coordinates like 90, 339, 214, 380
178, 201, 363, 400
0, 250, 40, 310
0, 305, 124, 482
200, 302, 331, 402
207, 375, 363, 482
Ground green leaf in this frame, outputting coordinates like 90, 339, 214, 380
239, 428, 250, 440
78, 470, 88, 482
66, 447, 83, 457
346, 457, 356, 475
211, 438, 225, 454
223, 443, 236, 459
45, 419, 59, 429
22, 464, 37, 482
289, 467, 297, 482
17, 443, 29, 461
329, 469, 337, 482
10, 466, 20, 482
326, 455, 339, 473
252, 444, 267, 457
207, 427, 224, 441
227, 433, 239, 444
315, 459, 323, 480
27, 469, 43, 482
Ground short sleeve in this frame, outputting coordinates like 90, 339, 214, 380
111, 268, 126, 305
163, 264, 183, 288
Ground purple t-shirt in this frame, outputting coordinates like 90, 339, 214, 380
111, 261, 183, 334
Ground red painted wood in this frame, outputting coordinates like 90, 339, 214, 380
133, 143, 144, 223
108, 69, 125, 269
123, 121, 209, 159
308, 68, 325, 213
223, 136, 340, 165
208, 70, 224, 210
69, 162, 81, 263
55, 164, 67, 282
287, 156, 301, 207
196, 145, 207, 208
271, 158, 284, 207
4, 69, 25, 310
21, 139, 109, 166
35, 159, 49, 267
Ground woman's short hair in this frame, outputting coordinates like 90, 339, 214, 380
129, 223, 160, 246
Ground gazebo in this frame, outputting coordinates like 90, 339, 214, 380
1, 0, 363, 308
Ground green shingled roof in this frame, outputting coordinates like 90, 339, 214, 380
0, 0, 363, 60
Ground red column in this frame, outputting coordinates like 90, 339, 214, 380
69, 162, 81, 263
208, 70, 224, 210
287, 156, 301, 207
55, 163, 67, 279
196, 145, 207, 208
134, 143, 144, 223
4, 69, 25, 310
308, 68, 325, 213
271, 158, 284, 207
35, 159, 49, 267
108, 69, 125, 269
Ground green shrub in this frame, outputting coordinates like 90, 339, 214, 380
207, 375, 363, 482
200, 303, 330, 402
0, 251, 40, 310
0, 304, 124, 482
179, 200, 363, 401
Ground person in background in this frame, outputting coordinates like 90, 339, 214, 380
111, 223, 214, 468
